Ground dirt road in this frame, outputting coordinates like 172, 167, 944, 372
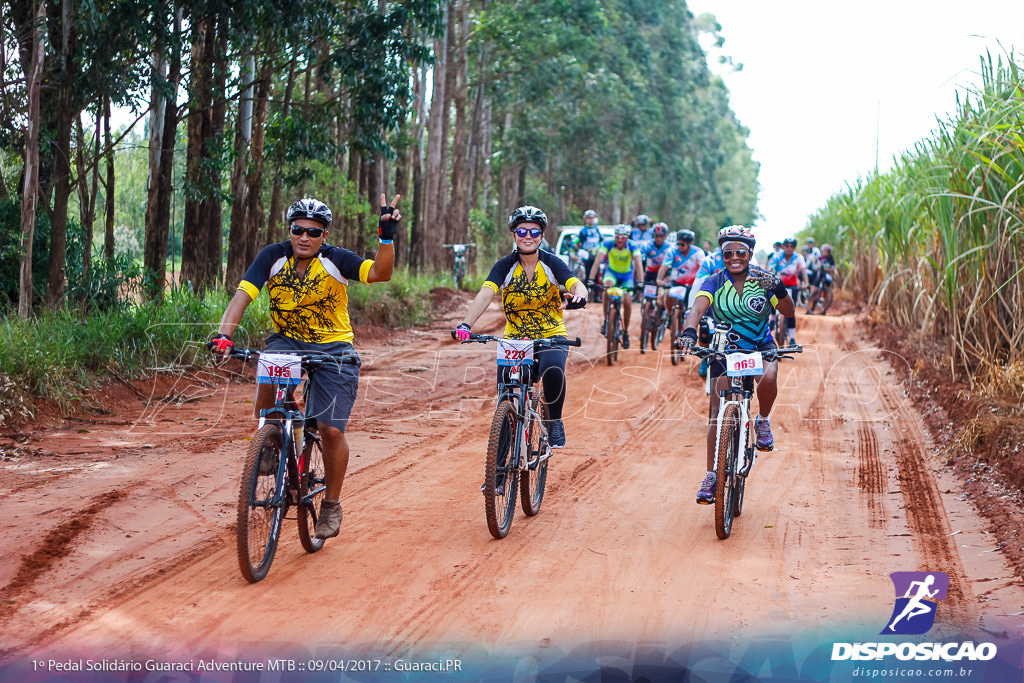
1, 300, 1022, 670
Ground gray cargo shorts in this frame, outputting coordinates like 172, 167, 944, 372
264, 333, 361, 432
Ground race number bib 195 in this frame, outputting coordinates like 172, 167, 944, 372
496, 338, 535, 366
725, 351, 764, 377
257, 353, 303, 385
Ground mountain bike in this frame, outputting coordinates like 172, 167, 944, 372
443, 243, 476, 290
682, 325, 802, 540
639, 282, 667, 354
595, 283, 626, 365
215, 346, 358, 582
453, 333, 582, 539
665, 284, 692, 366
808, 271, 834, 315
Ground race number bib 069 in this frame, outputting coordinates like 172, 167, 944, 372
496, 338, 535, 366
725, 351, 764, 377
257, 353, 303, 385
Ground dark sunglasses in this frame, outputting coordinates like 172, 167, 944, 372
513, 227, 543, 238
722, 249, 749, 259
290, 225, 325, 238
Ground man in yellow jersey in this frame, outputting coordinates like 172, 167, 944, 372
210, 195, 400, 539
587, 224, 643, 349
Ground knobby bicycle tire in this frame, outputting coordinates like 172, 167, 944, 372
812, 286, 833, 315
714, 405, 740, 540
485, 400, 520, 539
455, 261, 464, 291
297, 428, 327, 553
670, 306, 683, 366
639, 300, 653, 354
237, 423, 287, 582
520, 391, 550, 516
652, 308, 665, 351
606, 304, 619, 366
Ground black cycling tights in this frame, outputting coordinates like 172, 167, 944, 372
497, 342, 569, 421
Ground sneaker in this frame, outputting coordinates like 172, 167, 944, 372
696, 471, 716, 504
622, 331, 630, 349
754, 415, 774, 451
548, 419, 566, 448
697, 357, 708, 379
314, 499, 343, 539
600, 319, 607, 336
258, 445, 279, 476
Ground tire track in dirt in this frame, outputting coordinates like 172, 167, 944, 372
856, 422, 888, 529
0, 488, 130, 622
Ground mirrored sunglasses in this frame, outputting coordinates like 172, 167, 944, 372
513, 227, 543, 238
290, 225, 325, 238
722, 249, 749, 259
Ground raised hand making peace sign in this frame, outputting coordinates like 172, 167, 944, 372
378, 193, 402, 243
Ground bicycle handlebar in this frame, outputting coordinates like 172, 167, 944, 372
442, 243, 476, 248
685, 344, 803, 362
209, 345, 360, 367
451, 332, 583, 348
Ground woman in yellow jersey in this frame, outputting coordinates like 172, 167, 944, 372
211, 195, 400, 540
453, 206, 588, 448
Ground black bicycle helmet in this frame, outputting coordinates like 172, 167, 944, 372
508, 206, 548, 230
287, 197, 333, 227
677, 229, 695, 242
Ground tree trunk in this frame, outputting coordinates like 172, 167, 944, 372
423, 7, 449, 272
243, 58, 272, 268
204, 24, 228, 290
75, 113, 100, 282
47, 0, 76, 307
225, 51, 255, 292
18, 0, 46, 319
265, 59, 295, 246
103, 94, 115, 258
408, 63, 427, 272
448, 1, 470, 251
144, 44, 168, 299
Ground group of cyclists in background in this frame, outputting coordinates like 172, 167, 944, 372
212, 196, 837, 552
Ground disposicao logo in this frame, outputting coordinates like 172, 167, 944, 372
880, 571, 948, 635
831, 570, 998, 663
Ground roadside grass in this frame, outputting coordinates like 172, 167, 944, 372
0, 269, 446, 419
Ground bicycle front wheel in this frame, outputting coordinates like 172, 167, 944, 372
670, 305, 682, 366
485, 400, 520, 539
714, 405, 740, 540
237, 423, 287, 582
639, 300, 652, 354
652, 310, 665, 351
297, 428, 327, 553
606, 304, 619, 365
455, 262, 464, 290
813, 286, 833, 315
520, 392, 550, 516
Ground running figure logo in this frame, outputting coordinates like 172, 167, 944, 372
881, 571, 949, 635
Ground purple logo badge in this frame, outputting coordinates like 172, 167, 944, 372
881, 571, 949, 635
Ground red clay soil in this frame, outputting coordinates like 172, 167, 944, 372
868, 319, 1024, 579
1, 303, 1022, 664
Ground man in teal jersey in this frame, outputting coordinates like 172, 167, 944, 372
677, 225, 795, 505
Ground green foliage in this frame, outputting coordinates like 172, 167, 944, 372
805, 50, 1024, 377
0, 197, 50, 310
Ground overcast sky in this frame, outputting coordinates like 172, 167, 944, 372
685, 0, 1024, 246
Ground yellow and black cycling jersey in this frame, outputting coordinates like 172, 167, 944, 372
483, 250, 582, 339
237, 241, 372, 344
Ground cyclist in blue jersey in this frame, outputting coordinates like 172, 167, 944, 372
655, 228, 704, 316
807, 243, 836, 312
571, 209, 604, 280
677, 225, 796, 505
588, 225, 643, 349
631, 214, 654, 243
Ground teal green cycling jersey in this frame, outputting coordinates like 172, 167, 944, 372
696, 266, 789, 350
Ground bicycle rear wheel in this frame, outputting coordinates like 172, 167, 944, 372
639, 300, 653, 354
237, 423, 286, 582
812, 286, 833, 314
520, 392, 550, 516
714, 405, 740, 540
485, 400, 520, 538
606, 304, 619, 366
297, 427, 327, 553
